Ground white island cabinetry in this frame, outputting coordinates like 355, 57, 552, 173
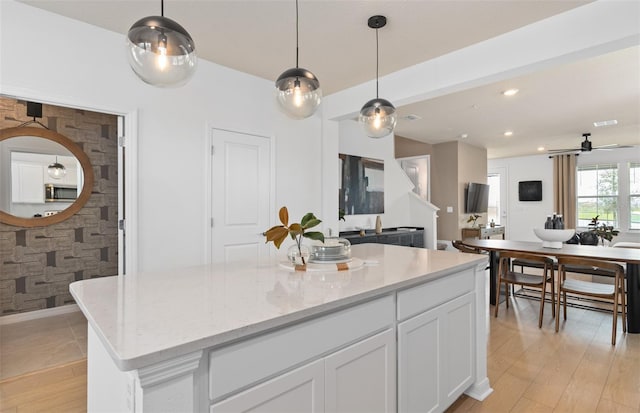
72, 244, 492, 413
398, 293, 475, 412
211, 328, 395, 413
209, 295, 396, 413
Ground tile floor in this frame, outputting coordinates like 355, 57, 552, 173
0, 311, 87, 380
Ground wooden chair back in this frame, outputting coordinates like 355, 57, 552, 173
452, 240, 482, 254
556, 256, 626, 345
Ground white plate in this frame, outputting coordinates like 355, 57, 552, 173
279, 257, 364, 272
309, 256, 352, 264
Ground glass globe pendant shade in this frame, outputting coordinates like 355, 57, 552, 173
126, 16, 197, 87
359, 98, 397, 138
47, 161, 66, 179
275, 67, 322, 119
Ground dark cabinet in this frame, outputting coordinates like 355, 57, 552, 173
340, 228, 424, 248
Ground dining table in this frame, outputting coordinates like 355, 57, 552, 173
461, 238, 640, 334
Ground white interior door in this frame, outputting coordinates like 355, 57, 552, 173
488, 166, 508, 234
211, 129, 271, 264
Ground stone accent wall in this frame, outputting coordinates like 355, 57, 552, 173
0, 97, 119, 315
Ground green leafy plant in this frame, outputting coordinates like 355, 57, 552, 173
264, 207, 325, 265
588, 215, 619, 243
467, 214, 481, 227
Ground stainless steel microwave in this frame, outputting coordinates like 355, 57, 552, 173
45, 184, 78, 202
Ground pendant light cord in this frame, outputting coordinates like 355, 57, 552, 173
375, 27, 379, 98
161, 0, 164, 17
295, 0, 299, 68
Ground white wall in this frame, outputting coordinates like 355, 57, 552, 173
0, 0, 321, 272
488, 155, 554, 242
489, 147, 640, 243
273, 113, 323, 229
337, 120, 412, 232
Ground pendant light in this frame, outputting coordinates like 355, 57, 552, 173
359, 15, 397, 138
48, 157, 66, 180
275, 0, 322, 119
126, 0, 197, 87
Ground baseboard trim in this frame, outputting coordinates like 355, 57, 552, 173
465, 378, 493, 401
0, 304, 80, 325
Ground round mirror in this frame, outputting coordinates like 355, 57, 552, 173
0, 127, 94, 227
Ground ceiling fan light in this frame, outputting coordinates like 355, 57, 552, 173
126, 15, 197, 87
275, 67, 322, 119
359, 98, 397, 138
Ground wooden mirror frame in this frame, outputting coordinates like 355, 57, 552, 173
0, 126, 94, 228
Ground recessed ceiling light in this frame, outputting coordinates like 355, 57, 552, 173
460, 133, 468, 139
593, 119, 618, 127
402, 114, 422, 121
502, 89, 519, 96
538, 146, 545, 151
504, 131, 513, 137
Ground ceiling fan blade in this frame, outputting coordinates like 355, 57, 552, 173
594, 144, 634, 150
547, 149, 580, 155
547, 148, 577, 153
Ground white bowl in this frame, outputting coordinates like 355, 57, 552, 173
533, 228, 576, 249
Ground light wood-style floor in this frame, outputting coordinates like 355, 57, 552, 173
447, 296, 640, 412
0, 312, 87, 380
1, 299, 639, 412
0, 360, 86, 413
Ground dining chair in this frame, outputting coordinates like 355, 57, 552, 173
452, 240, 491, 272
452, 240, 483, 254
495, 251, 555, 328
556, 256, 626, 345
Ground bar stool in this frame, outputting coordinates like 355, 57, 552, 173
495, 251, 555, 328
556, 256, 626, 345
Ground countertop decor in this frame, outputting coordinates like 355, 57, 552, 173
263, 206, 325, 269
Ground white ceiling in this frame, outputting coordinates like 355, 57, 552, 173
18, 0, 640, 159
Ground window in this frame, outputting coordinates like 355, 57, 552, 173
631, 162, 640, 230
577, 164, 618, 227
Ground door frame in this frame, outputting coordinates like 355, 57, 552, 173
1, 86, 139, 274
204, 124, 276, 264
488, 166, 508, 239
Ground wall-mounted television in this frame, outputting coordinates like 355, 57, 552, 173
465, 182, 489, 213
519, 180, 542, 201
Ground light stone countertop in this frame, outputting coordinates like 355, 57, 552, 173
70, 244, 486, 371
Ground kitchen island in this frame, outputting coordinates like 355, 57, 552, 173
71, 244, 492, 412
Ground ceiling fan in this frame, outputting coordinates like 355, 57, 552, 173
548, 133, 631, 155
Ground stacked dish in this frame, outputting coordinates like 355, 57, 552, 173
309, 237, 351, 263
